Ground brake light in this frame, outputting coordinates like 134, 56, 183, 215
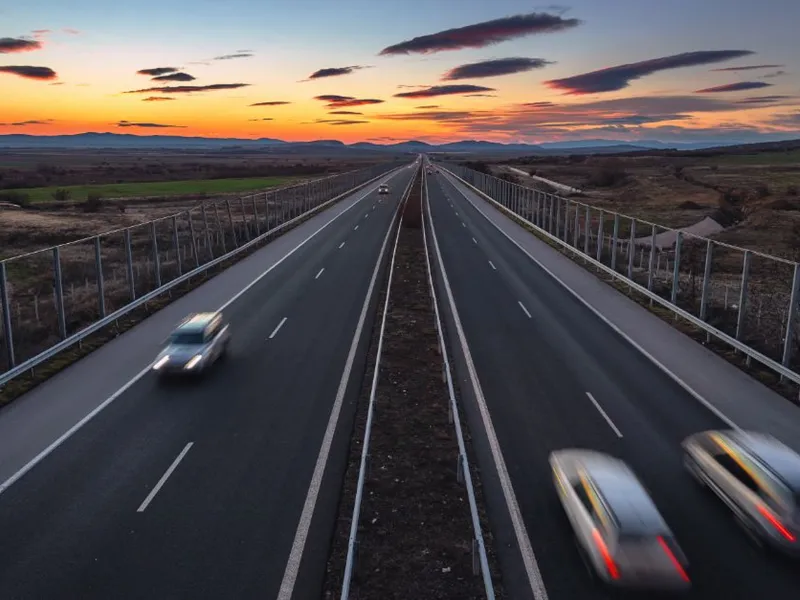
591, 529, 619, 579
757, 504, 796, 542
656, 536, 690, 582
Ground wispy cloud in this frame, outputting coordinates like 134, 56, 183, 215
213, 53, 253, 61
736, 95, 794, 104
546, 50, 755, 95
5, 119, 53, 126
394, 84, 495, 98
415, 104, 440, 109
314, 119, 369, 125
152, 72, 195, 82
250, 101, 291, 106
329, 110, 363, 115
305, 65, 369, 80
137, 67, 179, 76
124, 83, 250, 94
712, 64, 783, 72
442, 57, 552, 80
695, 81, 772, 93
49, 81, 64, 86
142, 96, 176, 102
0, 65, 57, 80
769, 111, 800, 127
116, 120, 186, 128
465, 93, 497, 97
762, 70, 787, 79
379, 11, 581, 55
313, 94, 384, 108
62, 28, 80, 35
0, 37, 42, 54
247, 118, 274, 122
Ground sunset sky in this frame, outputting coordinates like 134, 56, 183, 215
2, 0, 799, 144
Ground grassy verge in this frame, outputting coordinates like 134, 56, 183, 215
6, 176, 301, 203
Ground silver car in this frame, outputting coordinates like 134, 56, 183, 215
683, 429, 800, 555
152, 312, 230, 377
378, 183, 389, 195
550, 449, 691, 590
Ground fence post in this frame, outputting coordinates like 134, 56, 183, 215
573, 203, 580, 248
584, 206, 591, 255
202, 204, 215, 259
647, 225, 657, 303
94, 236, 106, 319
611, 214, 620, 271
252, 196, 260, 237
671, 232, 682, 306
53, 247, 68, 339
239, 197, 250, 242
596, 211, 604, 262
150, 221, 162, 289
172, 216, 182, 277
555, 197, 562, 238
699, 240, 713, 322
627, 220, 636, 280
781, 264, 800, 376
735, 250, 751, 343
187, 211, 200, 269
226, 200, 239, 248
0, 261, 15, 368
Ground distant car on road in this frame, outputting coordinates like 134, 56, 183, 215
683, 429, 800, 555
550, 449, 691, 591
152, 311, 230, 377
378, 183, 389, 195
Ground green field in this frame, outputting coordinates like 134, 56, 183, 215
705, 149, 800, 166
4, 176, 299, 203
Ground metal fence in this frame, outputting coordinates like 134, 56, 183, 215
441, 162, 800, 389
0, 161, 406, 383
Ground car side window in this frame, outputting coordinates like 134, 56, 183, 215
205, 319, 219, 342
714, 452, 760, 493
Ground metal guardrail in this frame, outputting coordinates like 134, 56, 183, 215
0, 162, 408, 387
438, 163, 800, 391
340, 168, 416, 599
420, 167, 495, 598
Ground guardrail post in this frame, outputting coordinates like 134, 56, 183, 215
573, 203, 580, 248
187, 211, 200, 269
264, 194, 271, 231
226, 200, 239, 248
671, 232, 682, 306
0, 261, 15, 369
94, 237, 106, 319
647, 225, 657, 301
172, 216, 182, 277
252, 196, 260, 237
596, 211, 604, 262
239, 197, 250, 242
563, 199, 570, 242
781, 264, 800, 376
735, 251, 751, 344
548, 195, 555, 234
534, 192, 540, 227
52, 247, 68, 339
124, 229, 136, 302
584, 206, 590, 255
627, 220, 636, 280
203, 204, 216, 258
555, 197, 561, 238
611, 213, 620, 272
700, 240, 713, 343
150, 221, 162, 289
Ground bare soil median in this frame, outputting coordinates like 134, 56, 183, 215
323, 171, 501, 598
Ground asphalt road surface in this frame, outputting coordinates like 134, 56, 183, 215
0, 167, 414, 600
426, 170, 800, 600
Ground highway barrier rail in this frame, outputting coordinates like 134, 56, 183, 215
439, 162, 800, 395
0, 161, 407, 386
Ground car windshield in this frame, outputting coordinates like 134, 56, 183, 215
170, 331, 205, 345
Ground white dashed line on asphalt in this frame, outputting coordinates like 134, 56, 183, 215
339, 241, 345, 249
472, 237, 477, 244
586, 392, 623, 438
315, 268, 325, 280
354, 225, 359, 231
269, 317, 288, 339
137, 442, 194, 513
518, 301, 532, 319
489, 260, 496, 270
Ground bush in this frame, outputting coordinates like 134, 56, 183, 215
82, 194, 104, 213
678, 200, 702, 210
586, 167, 628, 188
0, 191, 31, 207
52, 188, 71, 202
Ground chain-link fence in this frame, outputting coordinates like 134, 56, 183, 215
443, 163, 800, 382
0, 161, 405, 377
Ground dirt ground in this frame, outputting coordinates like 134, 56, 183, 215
323, 172, 502, 599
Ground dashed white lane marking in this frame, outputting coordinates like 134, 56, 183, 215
315, 268, 325, 280
269, 317, 288, 339
518, 301, 532, 319
586, 392, 623, 438
489, 260, 496, 270
137, 442, 194, 512
339, 241, 345, 248
472, 237, 477, 244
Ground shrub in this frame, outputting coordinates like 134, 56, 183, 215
52, 188, 71, 202
82, 194, 104, 213
0, 191, 31, 207
586, 167, 628, 188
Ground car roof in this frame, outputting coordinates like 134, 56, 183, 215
727, 431, 800, 492
176, 312, 219, 332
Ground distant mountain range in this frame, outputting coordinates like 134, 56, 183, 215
0, 132, 794, 154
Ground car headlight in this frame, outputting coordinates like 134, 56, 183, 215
184, 355, 203, 370
153, 355, 170, 370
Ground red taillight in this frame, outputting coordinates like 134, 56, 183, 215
656, 536, 690, 583
757, 504, 796, 542
591, 528, 619, 580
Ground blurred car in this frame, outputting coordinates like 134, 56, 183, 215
152, 311, 230, 377
550, 449, 690, 590
683, 429, 800, 555
378, 183, 389, 195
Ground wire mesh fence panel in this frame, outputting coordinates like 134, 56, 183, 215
58, 237, 102, 338
745, 252, 794, 363
97, 229, 129, 316
127, 222, 157, 298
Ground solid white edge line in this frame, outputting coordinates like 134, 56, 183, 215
277, 168, 414, 600
315, 267, 325, 280
426, 174, 550, 600
136, 442, 194, 512
518, 301, 532, 319
489, 261, 497, 270
269, 317, 288, 339
442, 170, 741, 432
0, 170, 405, 497
585, 392, 623, 438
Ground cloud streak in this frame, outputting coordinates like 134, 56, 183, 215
313, 94, 384, 108
306, 65, 369, 80
736, 95, 793, 104
712, 64, 783, 72
116, 120, 186, 128
0, 65, 57, 80
213, 53, 253, 61
545, 50, 755, 95
442, 57, 552, 80
152, 72, 196, 82
137, 67, 179, 76
314, 119, 369, 125
379, 11, 581, 55
329, 110, 363, 115
124, 83, 250, 94
142, 96, 176, 102
247, 118, 274, 122
695, 81, 772, 93
0, 37, 42, 54
250, 101, 291, 106
394, 84, 495, 98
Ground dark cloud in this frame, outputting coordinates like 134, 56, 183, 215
769, 111, 800, 127
695, 81, 772, 93
49, 82, 64, 86
116, 120, 186, 128
378, 110, 474, 122
712, 64, 783, 72
152, 72, 195, 82
137, 67, 179, 76
307, 65, 369, 80
379, 11, 581, 55
8, 119, 52, 126
465, 93, 497, 97
124, 83, 250, 94
313, 94, 384, 108
522, 101, 555, 107
329, 110, 363, 115
546, 50, 755, 95
762, 70, 787, 79
442, 57, 552, 80
0, 65, 57, 80
247, 118, 274, 122
0, 37, 42, 53
394, 84, 495, 98
250, 101, 291, 106
142, 96, 176, 102
415, 104, 440, 109
213, 53, 253, 61
314, 119, 370, 125
736, 95, 794, 104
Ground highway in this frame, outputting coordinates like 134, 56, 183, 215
425, 169, 800, 600
0, 165, 415, 600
